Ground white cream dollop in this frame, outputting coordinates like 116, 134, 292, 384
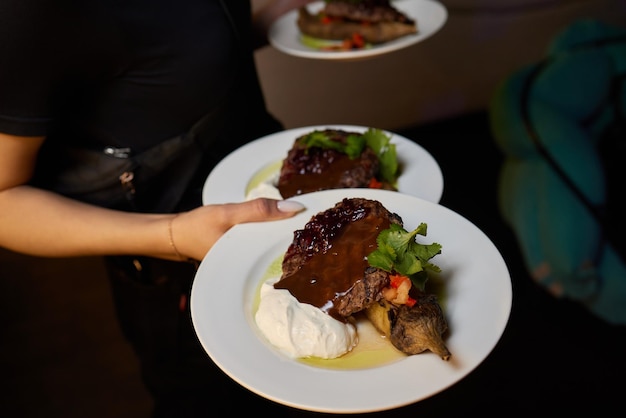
255, 278, 358, 359
245, 171, 283, 200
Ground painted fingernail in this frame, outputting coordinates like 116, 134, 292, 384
277, 200, 305, 213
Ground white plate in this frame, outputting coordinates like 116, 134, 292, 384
202, 125, 444, 205
269, 0, 448, 61
190, 189, 512, 413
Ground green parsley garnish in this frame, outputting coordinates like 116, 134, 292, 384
362, 128, 398, 184
367, 223, 442, 291
298, 130, 365, 158
297, 128, 398, 184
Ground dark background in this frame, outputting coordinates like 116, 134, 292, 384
393, 111, 626, 416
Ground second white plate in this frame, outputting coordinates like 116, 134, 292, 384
202, 125, 443, 205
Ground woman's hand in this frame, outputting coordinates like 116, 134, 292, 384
168, 198, 304, 262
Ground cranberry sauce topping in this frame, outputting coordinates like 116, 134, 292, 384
278, 149, 357, 198
276, 130, 379, 198
275, 199, 391, 320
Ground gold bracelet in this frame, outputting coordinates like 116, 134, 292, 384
167, 214, 184, 261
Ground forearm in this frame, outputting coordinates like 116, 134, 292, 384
0, 185, 177, 260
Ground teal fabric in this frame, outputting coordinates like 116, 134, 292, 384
489, 20, 626, 324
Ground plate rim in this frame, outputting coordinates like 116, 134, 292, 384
190, 188, 513, 413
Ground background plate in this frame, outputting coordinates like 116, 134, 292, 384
202, 125, 444, 205
269, 0, 448, 61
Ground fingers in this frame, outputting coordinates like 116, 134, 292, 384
175, 199, 306, 261
276, 199, 306, 213
222, 198, 305, 225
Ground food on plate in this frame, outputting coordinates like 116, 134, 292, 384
245, 127, 399, 200
297, 0, 418, 50
255, 277, 358, 359
276, 128, 398, 198
255, 197, 450, 360
366, 295, 451, 359
277, 198, 401, 318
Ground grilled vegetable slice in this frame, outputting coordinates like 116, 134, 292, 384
365, 295, 451, 360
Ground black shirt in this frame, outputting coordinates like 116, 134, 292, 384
0, 0, 282, 211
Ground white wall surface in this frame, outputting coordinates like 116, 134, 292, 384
255, 0, 626, 130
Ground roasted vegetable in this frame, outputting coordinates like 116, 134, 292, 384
365, 295, 451, 360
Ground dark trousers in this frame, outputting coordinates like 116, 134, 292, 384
104, 256, 295, 417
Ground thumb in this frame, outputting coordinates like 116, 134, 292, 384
224, 198, 305, 225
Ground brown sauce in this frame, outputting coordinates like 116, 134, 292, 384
274, 214, 390, 320
277, 152, 357, 198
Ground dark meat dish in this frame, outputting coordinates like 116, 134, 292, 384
276, 198, 402, 319
297, 0, 417, 45
276, 197, 451, 359
323, 0, 415, 25
277, 129, 390, 199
